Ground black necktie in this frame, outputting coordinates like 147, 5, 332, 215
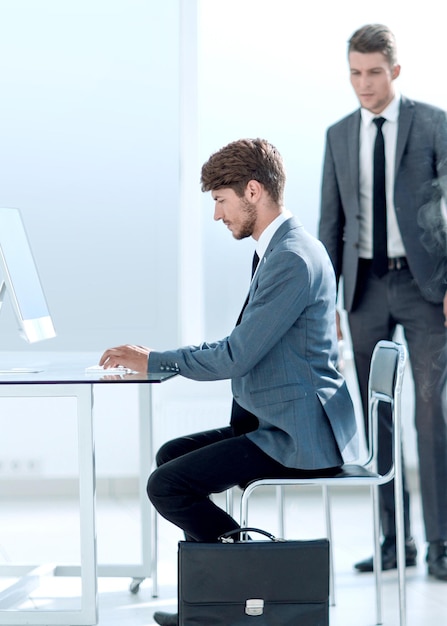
235, 251, 259, 326
372, 117, 388, 277
251, 251, 260, 279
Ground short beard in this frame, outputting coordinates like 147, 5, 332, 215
234, 198, 257, 240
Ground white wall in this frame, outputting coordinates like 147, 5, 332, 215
1, 0, 445, 485
0, 0, 181, 353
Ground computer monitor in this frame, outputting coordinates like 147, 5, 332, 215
0, 207, 56, 343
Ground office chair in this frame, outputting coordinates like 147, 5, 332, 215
240, 340, 408, 626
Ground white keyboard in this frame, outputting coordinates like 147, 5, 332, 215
85, 365, 134, 374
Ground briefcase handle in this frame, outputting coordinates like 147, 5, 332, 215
218, 527, 284, 543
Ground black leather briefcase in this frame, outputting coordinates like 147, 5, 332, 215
178, 528, 329, 626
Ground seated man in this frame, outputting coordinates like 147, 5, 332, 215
100, 138, 359, 626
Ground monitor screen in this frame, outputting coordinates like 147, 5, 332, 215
0, 207, 56, 343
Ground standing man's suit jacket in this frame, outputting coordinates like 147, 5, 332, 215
319, 96, 447, 311
149, 217, 359, 470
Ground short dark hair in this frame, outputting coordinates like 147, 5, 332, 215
200, 138, 286, 204
348, 24, 398, 67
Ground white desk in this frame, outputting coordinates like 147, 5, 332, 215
0, 352, 177, 625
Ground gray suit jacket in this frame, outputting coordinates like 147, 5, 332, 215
149, 217, 359, 469
319, 96, 447, 311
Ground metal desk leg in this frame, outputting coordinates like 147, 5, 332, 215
76, 384, 99, 623
128, 384, 155, 595
83, 383, 156, 594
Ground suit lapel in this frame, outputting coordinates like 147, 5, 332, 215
251, 217, 301, 290
395, 96, 415, 173
348, 111, 361, 197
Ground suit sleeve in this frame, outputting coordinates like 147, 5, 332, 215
318, 128, 345, 283
148, 251, 313, 381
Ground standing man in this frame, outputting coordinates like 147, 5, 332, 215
100, 138, 359, 626
319, 23, 447, 580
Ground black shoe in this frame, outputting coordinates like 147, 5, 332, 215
427, 541, 447, 581
153, 611, 178, 626
354, 536, 417, 572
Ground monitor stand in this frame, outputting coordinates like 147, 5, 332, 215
0, 281, 43, 373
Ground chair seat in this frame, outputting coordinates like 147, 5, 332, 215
243, 464, 381, 490
333, 464, 380, 479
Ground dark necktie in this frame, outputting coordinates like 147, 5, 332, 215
372, 117, 388, 277
231, 250, 260, 434
235, 251, 260, 326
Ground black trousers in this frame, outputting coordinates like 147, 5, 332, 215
349, 261, 447, 542
147, 404, 341, 542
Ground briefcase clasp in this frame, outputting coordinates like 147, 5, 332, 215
245, 598, 264, 616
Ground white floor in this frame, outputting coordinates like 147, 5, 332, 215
1, 486, 447, 625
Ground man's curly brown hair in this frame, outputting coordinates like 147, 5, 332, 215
200, 138, 286, 205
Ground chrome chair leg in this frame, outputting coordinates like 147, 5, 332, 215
226, 487, 234, 517
372, 484, 383, 624
322, 485, 336, 606
276, 486, 285, 538
151, 504, 158, 597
